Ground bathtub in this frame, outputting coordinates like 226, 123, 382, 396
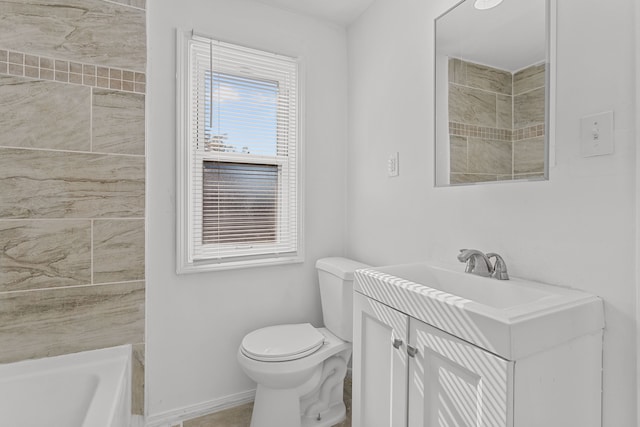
0, 345, 132, 427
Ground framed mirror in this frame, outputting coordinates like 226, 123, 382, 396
435, 0, 552, 186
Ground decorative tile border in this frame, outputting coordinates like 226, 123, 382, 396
513, 123, 545, 141
449, 122, 512, 142
449, 122, 545, 142
0, 49, 145, 94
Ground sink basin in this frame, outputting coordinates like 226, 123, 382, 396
380, 263, 554, 309
354, 263, 604, 360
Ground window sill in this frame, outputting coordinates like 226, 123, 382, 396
176, 254, 304, 275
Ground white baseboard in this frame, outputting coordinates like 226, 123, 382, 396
144, 389, 256, 427
130, 415, 145, 427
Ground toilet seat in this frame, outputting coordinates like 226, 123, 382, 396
241, 323, 325, 362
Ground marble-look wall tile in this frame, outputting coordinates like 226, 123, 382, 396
0, 0, 146, 71
514, 87, 545, 129
449, 85, 496, 127
0, 75, 90, 151
0, 220, 91, 292
0, 281, 145, 363
497, 174, 514, 181
496, 94, 512, 130
132, 343, 145, 415
448, 58, 512, 95
0, 148, 145, 219
514, 136, 545, 174
110, 0, 146, 9
92, 89, 145, 155
514, 63, 545, 95
450, 135, 467, 174
514, 172, 546, 180
467, 138, 512, 175
93, 219, 145, 283
448, 58, 466, 85
464, 61, 512, 95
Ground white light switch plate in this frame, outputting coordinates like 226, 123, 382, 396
580, 111, 614, 157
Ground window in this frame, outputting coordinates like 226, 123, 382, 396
177, 32, 303, 272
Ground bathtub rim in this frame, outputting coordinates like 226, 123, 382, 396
0, 345, 132, 427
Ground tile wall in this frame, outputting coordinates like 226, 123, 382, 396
448, 58, 546, 184
0, 0, 146, 415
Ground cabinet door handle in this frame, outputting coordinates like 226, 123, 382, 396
407, 345, 418, 358
392, 338, 403, 349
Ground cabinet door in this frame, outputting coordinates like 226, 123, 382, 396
353, 292, 409, 427
408, 318, 514, 427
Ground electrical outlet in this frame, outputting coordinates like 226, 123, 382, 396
387, 152, 399, 177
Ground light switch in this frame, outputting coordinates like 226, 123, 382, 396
580, 111, 614, 157
387, 152, 399, 177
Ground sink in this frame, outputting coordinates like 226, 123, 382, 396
380, 263, 554, 309
354, 263, 604, 360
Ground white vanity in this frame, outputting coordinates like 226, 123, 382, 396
352, 263, 604, 427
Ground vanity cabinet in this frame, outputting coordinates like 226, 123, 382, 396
407, 317, 513, 426
353, 292, 513, 427
352, 293, 408, 427
353, 284, 603, 427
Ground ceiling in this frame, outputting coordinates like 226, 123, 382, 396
250, 0, 376, 26
249, 0, 546, 71
436, 0, 546, 72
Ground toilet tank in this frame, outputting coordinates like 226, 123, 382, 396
316, 257, 370, 342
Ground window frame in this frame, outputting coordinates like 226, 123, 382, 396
176, 30, 305, 274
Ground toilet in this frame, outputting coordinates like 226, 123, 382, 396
237, 257, 369, 427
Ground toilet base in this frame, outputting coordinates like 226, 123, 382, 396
301, 401, 346, 427
240, 328, 352, 427
249, 382, 347, 427
250, 385, 300, 427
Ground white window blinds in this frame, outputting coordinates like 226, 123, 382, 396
186, 35, 300, 265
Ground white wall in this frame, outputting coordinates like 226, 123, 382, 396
347, 0, 636, 425
146, 0, 348, 418
637, 0, 640, 418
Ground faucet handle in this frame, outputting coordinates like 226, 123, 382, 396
458, 248, 493, 277
487, 253, 509, 280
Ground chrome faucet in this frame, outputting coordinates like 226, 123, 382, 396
487, 253, 509, 280
457, 249, 510, 280
457, 249, 493, 277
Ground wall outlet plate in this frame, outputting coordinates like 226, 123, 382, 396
387, 152, 399, 177
580, 111, 614, 157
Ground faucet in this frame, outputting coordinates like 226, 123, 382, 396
457, 249, 510, 280
487, 253, 509, 280
457, 249, 493, 277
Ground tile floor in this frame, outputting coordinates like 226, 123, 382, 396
175, 376, 352, 427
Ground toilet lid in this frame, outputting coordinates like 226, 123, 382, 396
241, 323, 325, 362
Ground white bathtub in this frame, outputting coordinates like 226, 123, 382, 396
0, 345, 132, 427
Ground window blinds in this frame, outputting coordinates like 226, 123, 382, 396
188, 35, 299, 263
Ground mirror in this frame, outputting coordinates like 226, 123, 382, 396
435, 0, 551, 186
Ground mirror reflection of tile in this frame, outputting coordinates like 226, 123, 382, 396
448, 58, 546, 184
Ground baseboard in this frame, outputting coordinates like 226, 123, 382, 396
144, 389, 256, 427
130, 415, 145, 427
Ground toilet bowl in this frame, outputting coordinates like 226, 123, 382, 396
237, 257, 369, 427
